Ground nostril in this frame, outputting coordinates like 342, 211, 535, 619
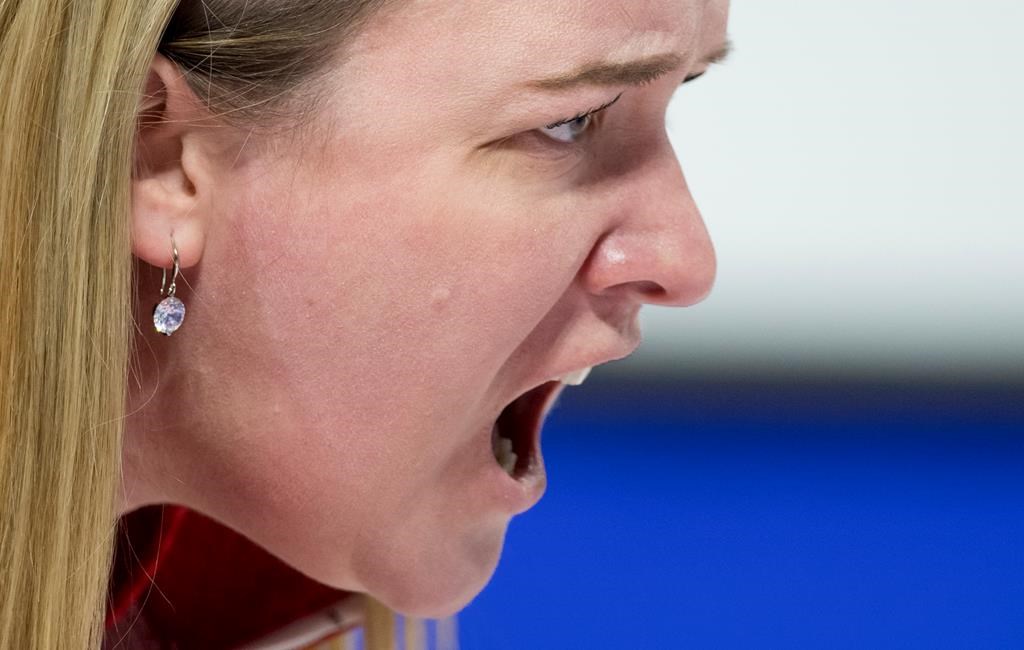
631, 280, 667, 298
603, 280, 666, 301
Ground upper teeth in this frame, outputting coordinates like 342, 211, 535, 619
559, 366, 592, 386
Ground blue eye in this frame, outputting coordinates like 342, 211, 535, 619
537, 92, 624, 145
540, 114, 595, 144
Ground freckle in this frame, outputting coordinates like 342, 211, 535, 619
430, 286, 452, 311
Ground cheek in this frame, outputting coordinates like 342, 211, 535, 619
223, 155, 576, 387
206, 150, 588, 460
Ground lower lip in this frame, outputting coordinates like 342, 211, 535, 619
484, 435, 547, 515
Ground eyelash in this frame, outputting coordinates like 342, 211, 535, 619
543, 92, 624, 132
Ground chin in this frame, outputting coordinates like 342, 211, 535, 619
350, 533, 506, 619
368, 558, 499, 619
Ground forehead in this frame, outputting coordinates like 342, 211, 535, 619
347, 0, 728, 98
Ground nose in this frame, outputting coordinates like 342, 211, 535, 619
579, 144, 717, 308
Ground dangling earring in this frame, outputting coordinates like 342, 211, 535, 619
153, 239, 186, 336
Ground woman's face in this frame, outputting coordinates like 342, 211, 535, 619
129, 0, 729, 617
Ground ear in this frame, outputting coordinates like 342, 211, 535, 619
132, 53, 211, 270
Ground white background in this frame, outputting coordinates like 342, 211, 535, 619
626, 1, 1024, 381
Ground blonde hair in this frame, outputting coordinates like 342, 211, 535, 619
0, 1, 441, 648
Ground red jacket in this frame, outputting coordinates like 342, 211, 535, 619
103, 505, 361, 649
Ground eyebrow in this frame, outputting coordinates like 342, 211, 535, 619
525, 38, 732, 91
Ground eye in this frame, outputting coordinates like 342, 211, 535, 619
540, 114, 595, 144
536, 92, 623, 146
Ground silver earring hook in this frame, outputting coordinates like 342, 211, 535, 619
160, 241, 180, 298
153, 237, 187, 336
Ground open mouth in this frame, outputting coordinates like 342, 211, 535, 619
491, 380, 561, 479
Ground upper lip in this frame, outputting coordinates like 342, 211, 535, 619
549, 338, 641, 383
506, 339, 642, 407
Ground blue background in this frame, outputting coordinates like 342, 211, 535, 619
460, 376, 1024, 649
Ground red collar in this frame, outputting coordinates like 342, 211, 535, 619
105, 504, 355, 648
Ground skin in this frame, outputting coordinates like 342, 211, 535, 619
124, 0, 730, 618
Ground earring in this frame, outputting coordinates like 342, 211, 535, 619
152, 239, 186, 336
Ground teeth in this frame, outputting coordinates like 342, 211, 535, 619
559, 366, 592, 386
492, 424, 518, 476
496, 437, 517, 475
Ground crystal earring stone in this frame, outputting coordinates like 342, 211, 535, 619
153, 296, 186, 335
